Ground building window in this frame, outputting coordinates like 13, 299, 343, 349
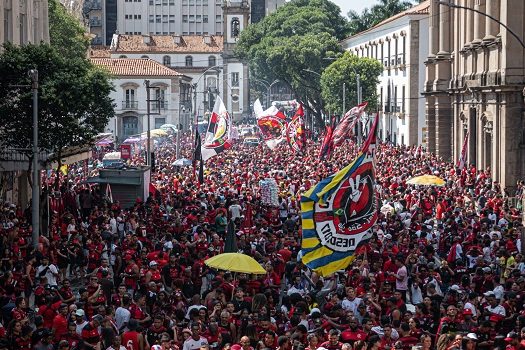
203, 15, 208, 23
155, 117, 166, 129
402, 35, 406, 64
231, 17, 240, 38
163, 15, 168, 23
155, 89, 167, 109
208, 56, 216, 67
125, 89, 136, 103
185, 55, 193, 67
169, 15, 175, 23
183, 15, 188, 23
231, 72, 239, 87
163, 55, 171, 66
149, 15, 154, 22
123, 116, 139, 137
189, 15, 195, 22
141, 55, 149, 59
156, 15, 161, 23
4, 9, 12, 43
401, 85, 405, 113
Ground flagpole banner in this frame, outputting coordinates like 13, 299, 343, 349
302, 114, 380, 276
257, 116, 288, 150
457, 131, 469, 170
202, 96, 233, 161
286, 103, 305, 153
319, 120, 335, 160
332, 102, 368, 146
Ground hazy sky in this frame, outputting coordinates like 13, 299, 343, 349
330, 0, 380, 17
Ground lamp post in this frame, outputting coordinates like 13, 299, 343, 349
29, 69, 39, 249
437, 1, 525, 49
193, 65, 223, 133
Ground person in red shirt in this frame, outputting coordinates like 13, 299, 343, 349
81, 314, 104, 349
122, 319, 146, 350
11, 297, 28, 325
64, 322, 81, 349
52, 303, 69, 342
319, 329, 343, 350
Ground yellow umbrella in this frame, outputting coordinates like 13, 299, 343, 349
141, 129, 168, 138
205, 253, 267, 274
406, 174, 445, 186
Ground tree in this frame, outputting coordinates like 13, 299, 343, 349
347, 0, 415, 35
320, 51, 383, 115
0, 43, 114, 171
235, 0, 349, 126
49, 0, 90, 59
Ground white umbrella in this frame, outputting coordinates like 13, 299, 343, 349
172, 158, 192, 166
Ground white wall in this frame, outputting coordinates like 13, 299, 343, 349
341, 14, 428, 146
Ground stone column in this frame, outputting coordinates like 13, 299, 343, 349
483, 0, 500, 42
435, 95, 453, 160
437, 0, 451, 56
472, 0, 485, 46
426, 96, 437, 153
428, 0, 440, 57
464, 0, 474, 48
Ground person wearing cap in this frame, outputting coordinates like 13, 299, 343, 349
483, 291, 506, 322
505, 331, 520, 350
122, 319, 146, 350
81, 314, 104, 349
458, 308, 478, 333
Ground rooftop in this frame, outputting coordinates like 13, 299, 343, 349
91, 58, 183, 77
342, 0, 430, 42
112, 34, 223, 53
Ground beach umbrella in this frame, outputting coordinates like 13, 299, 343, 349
172, 158, 192, 167
204, 253, 266, 274
406, 174, 445, 186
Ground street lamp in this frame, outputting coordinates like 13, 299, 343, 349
193, 65, 224, 133
29, 70, 39, 249
437, 1, 525, 49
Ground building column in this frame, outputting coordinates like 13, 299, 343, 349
483, 0, 500, 42
464, 0, 474, 48
435, 95, 453, 160
426, 96, 436, 153
472, 0, 485, 46
428, 0, 440, 58
437, 0, 451, 56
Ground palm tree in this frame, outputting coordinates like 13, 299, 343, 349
347, 0, 417, 35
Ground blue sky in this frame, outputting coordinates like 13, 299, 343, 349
331, 0, 381, 17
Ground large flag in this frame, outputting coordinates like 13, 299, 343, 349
457, 131, 469, 170
319, 118, 335, 160
301, 113, 380, 276
286, 103, 305, 153
332, 102, 368, 146
193, 129, 204, 184
202, 96, 233, 161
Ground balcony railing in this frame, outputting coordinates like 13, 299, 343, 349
89, 19, 102, 27
122, 100, 138, 110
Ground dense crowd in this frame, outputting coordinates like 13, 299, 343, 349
1, 131, 525, 350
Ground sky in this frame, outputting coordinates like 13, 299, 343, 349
330, 0, 380, 18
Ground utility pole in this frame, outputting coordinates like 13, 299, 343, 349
30, 69, 39, 249
356, 74, 362, 146
193, 83, 198, 136
342, 82, 346, 122
177, 82, 183, 159
145, 80, 152, 167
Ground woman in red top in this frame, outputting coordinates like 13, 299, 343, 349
11, 297, 28, 325
145, 261, 162, 284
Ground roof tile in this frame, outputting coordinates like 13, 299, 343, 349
113, 35, 223, 53
91, 58, 183, 77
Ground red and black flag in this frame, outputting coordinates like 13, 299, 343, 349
193, 129, 204, 184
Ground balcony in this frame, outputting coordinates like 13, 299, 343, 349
122, 100, 138, 110
89, 19, 102, 27
91, 37, 103, 45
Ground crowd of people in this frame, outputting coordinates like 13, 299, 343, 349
1, 129, 525, 350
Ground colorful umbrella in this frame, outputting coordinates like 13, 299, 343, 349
204, 253, 266, 274
406, 174, 445, 186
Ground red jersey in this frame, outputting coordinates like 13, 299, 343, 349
122, 330, 141, 350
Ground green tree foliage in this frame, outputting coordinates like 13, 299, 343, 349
320, 51, 383, 114
49, 0, 90, 59
0, 43, 114, 164
235, 0, 349, 126
347, 0, 416, 35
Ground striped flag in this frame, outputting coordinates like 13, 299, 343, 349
301, 113, 379, 276
457, 132, 469, 170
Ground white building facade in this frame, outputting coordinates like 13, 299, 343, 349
340, 1, 429, 146
0, 0, 49, 46
91, 57, 192, 141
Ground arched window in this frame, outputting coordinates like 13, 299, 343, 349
119, 55, 127, 58
208, 55, 216, 67
185, 55, 193, 67
163, 55, 171, 66
141, 55, 149, 59
231, 17, 240, 38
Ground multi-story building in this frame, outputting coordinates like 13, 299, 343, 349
0, 0, 50, 46
424, 0, 525, 190
91, 55, 192, 140
108, 34, 226, 120
341, 1, 429, 146
250, 0, 286, 23
84, 0, 117, 46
